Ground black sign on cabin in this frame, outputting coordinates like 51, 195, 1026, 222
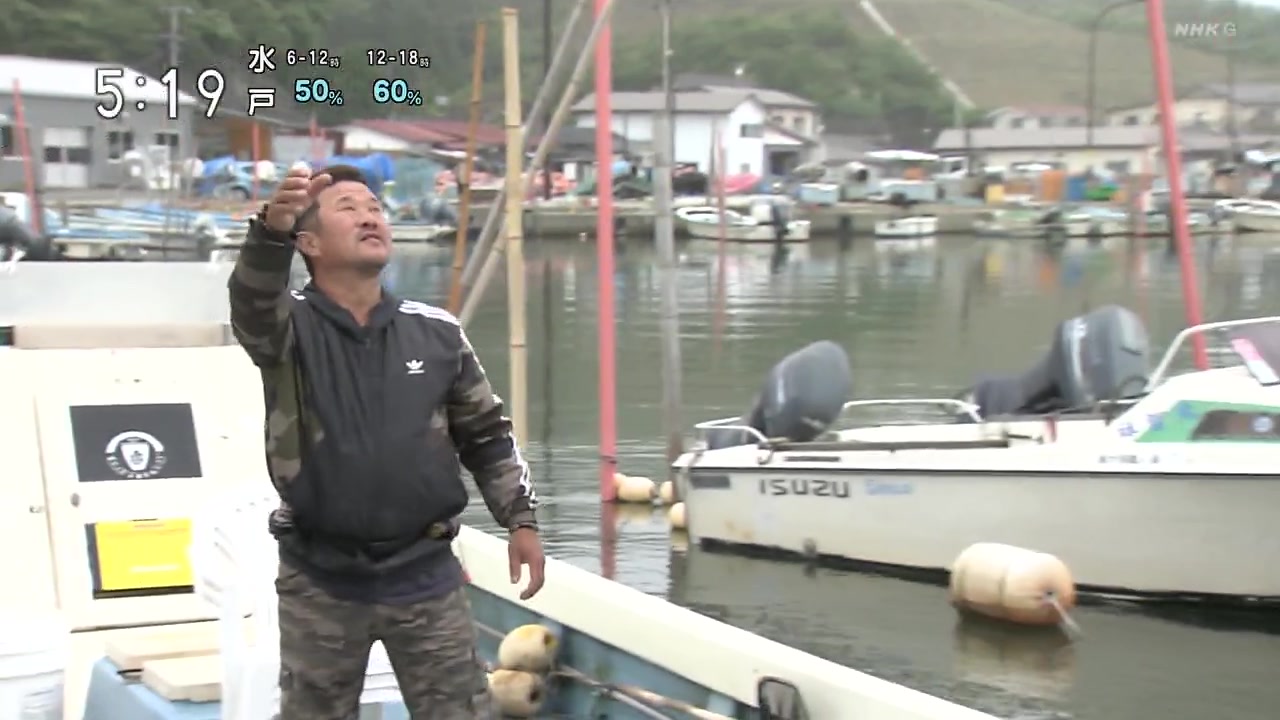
69, 403, 203, 482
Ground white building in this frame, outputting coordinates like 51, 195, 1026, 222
569, 88, 818, 176
933, 126, 1158, 175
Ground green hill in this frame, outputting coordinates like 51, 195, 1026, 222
610, 0, 1279, 110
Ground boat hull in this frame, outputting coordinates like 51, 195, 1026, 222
874, 216, 937, 238
1232, 211, 1280, 233
679, 463, 1280, 600
683, 218, 811, 242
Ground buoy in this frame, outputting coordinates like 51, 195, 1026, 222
497, 624, 558, 672
658, 480, 676, 505
667, 501, 687, 530
614, 473, 657, 504
949, 543, 1076, 626
488, 669, 544, 717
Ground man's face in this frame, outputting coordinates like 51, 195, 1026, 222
298, 180, 392, 275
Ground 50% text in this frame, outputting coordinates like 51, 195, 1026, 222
293, 78, 345, 106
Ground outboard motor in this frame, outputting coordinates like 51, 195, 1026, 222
0, 212, 47, 262
964, 305, 1149, 420
706, 341, 853, 449
418, 196, 459, 225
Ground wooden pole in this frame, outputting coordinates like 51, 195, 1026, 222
251, 124, 261, 201
11, 80, 41, 235
447, 21, 488, 315
502, 8, 529, 444
458, 0, 618, 326
460, 0, 593, 291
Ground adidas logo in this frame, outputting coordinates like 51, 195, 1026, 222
405, 359, 424, 375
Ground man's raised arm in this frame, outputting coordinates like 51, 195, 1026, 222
227, 216, 297, 367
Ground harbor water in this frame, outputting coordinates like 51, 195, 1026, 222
418, 233, 1280, 720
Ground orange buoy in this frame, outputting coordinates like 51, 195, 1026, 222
949, 543, 1076, 626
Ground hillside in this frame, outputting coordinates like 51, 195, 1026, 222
610, 0, 1279, 110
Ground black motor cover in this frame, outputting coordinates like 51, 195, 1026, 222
966, 305, 1149, 419
706, 341, 853, 449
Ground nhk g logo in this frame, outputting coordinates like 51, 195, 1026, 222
1173, 22, 1237, 38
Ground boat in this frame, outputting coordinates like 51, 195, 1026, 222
0, 321, 995, 720
874, 215, 937, 238
675, 206, 811, 243
1221, 199, 1280, 233
673, 309, 1280, 602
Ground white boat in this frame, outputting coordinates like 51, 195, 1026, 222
874, 215, 937, 238
674, 311, 1280, 601
675, 206, 811, 243
1222, 199, 1280, 233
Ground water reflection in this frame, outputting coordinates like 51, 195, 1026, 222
389, 233, 1280, 720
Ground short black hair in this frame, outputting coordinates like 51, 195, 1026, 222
294, 164, 370, 275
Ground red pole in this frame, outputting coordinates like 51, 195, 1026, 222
595, 0, 617, 504
11, 80, 41, 235
1146, 0, 1208, 369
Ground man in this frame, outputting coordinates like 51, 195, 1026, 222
227, 162, 545, 720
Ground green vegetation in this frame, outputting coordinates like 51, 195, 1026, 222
1, 0, 1277, 131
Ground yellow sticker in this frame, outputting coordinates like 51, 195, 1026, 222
93, 519, 193, 592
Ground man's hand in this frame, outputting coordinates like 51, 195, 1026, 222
264, 162, 333, 233
508, 527, 545, 600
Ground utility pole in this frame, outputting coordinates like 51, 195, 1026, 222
542, 0, 554, 200
160, 6, 187, 236
1226, 0, 1239, 170
654, 0, 683, 465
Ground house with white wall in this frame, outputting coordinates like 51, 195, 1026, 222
570, 88, 818, 177
933, 126, 1158, 175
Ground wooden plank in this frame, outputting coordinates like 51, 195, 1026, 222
105, 625, 221, 670
141, 654, 222, 702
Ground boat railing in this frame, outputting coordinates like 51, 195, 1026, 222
691, 398, 982, 447
1146, 315, 1280, 391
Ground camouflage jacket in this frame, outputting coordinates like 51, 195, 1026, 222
227, 216, 537, 569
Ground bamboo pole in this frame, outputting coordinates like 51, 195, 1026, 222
502, 8, 529, 444
459, 0, 618, 326
447, 21, 488, 315
460, 0, 592, 290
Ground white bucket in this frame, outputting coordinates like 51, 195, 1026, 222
0, 612, 67, 720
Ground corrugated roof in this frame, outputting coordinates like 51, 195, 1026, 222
571, 91, 761, 113
0, 55, 196, 104
346, 120, 456, 144
933, 126, 1157, 150
699, 85, 814, 108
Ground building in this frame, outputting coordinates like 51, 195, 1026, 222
986, 105, 1087, 130
1105, 83, 1280, 132
333, 119, 510, 156
0, 55, 197, 190
672, 73, 823, 141
570, 87, 819, 177
933, 127, 1157, 174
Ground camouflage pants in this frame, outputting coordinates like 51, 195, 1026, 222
276, 563, 494, 720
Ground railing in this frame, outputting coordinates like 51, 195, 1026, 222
1145, 315, 1280, 392
691, 397, 983, 447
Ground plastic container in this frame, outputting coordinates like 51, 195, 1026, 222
0, 612, 67, 720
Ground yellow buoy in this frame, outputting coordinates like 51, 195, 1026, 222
667, 501, 687, 530
949, 543, 1076, 626
658, 480, 676, 505
497, 624, 559, 672
615, 473, 657, 503
488, 669, 544, 717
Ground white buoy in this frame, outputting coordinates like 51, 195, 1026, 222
667, 502, 687, 530
658, 480, 676, 505
488, 669, 544, 717
949, 543, 1076, 626
614, 473, 657, 504
497, 624, 558, 672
